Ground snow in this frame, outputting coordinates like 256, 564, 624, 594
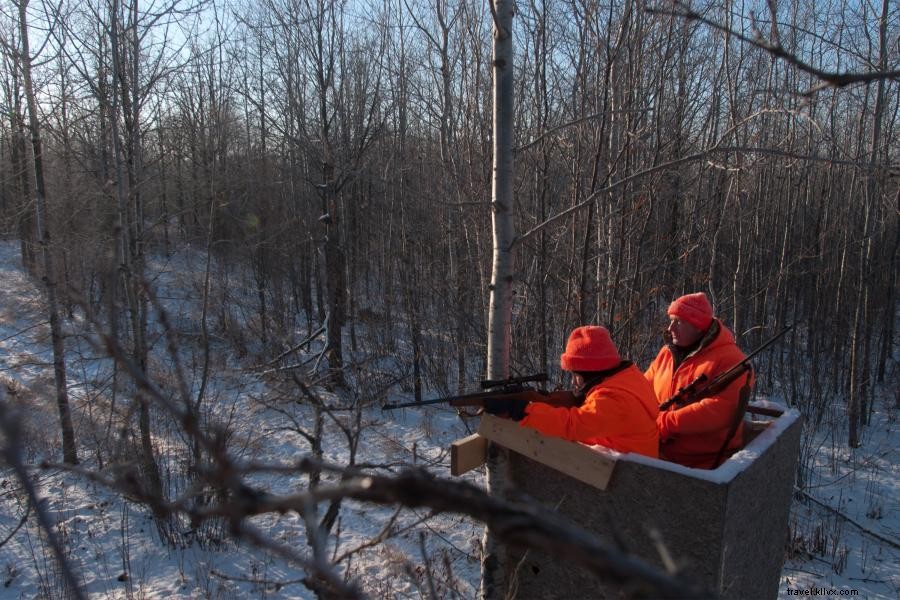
618, 407, 804, 484
0, 239, 897, 599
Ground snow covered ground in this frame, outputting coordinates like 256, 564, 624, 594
0, 239, 896, 599
780, 398, 898, 599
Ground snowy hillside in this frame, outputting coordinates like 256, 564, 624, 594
0, 240, 896, 599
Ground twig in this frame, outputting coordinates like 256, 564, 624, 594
332, 506, 407, 564
782, 566, 824, 577
0, 320, 51, 344
414, 511, 476, 561
648, 528, 678, 575
0, 501, 30, 548
209, 568, 306, 589
0, 395, 87, 600
262, 325, 326, 368
198, 458, 712, 599
849, 576, 888, 584
795, 488, 900, 550
514, 109, 653, 154
419, 531, 439, 600
236, 520, 363, 599
649, 1, 900, 92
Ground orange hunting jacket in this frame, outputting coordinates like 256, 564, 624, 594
520, 363, 659, 458
645, 320, 751, 469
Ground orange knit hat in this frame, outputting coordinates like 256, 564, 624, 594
668, 292, 714, 331
560, 326, 621, 372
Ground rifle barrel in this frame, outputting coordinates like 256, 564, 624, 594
382, 388, 501, 410
382, 397, 450, 410
741, 325, 793, 363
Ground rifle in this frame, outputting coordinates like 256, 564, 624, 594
659, 325, 792, 411
382, 373, 580, 411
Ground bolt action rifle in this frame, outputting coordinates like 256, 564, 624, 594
659, 325, 792, 412
381, 373, 580, 411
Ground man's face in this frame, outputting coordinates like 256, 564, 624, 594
667, 317, 704, 348
570, 372, 585, 389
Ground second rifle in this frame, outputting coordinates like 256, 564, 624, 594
659, 325, 792, 411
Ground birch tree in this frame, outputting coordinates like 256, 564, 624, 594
482, 0, 515, 596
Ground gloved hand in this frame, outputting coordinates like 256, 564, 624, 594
482, 398, 528, 421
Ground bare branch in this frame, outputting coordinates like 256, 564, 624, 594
0, 501, 30, 549
514, 109, 654, 155
514, 106, 896, 247
648, 0, 900, 93
0, 394, 86, 600
190, 458, 712, 599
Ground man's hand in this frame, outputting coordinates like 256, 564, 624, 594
483, 398, 528, 421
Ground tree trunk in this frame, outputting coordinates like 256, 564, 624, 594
17, 0, 78, 464
109, 0, 161, 496
849, 0, 890, 446
482, 0, 515, 597
9, 98, 37, 272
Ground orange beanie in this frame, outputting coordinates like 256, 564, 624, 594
668, 292, 714, 331
560, 326, 621, 372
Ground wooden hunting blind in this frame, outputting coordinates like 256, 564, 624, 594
452, 405, 802, 599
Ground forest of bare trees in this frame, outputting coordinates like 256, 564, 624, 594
0, 0, 896, 596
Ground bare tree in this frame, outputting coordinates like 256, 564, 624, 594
848, 0, 892, 447
652, 0, 900, 92
0, 0, 896, 594
0, 372, 709, 600
12, 0, 78, 465
482, 0, 516, 597
0, 27, 37, 272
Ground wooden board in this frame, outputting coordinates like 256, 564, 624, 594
477, 414, 616, 490
451, 433, 488, 476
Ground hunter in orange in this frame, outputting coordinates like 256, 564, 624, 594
484, 326, 659, 457
645, 292, 752, 469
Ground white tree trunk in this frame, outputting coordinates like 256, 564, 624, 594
486, 1, 515, 383
482, 0, 515, 597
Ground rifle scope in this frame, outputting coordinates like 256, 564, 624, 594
480, 373, 548, 389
